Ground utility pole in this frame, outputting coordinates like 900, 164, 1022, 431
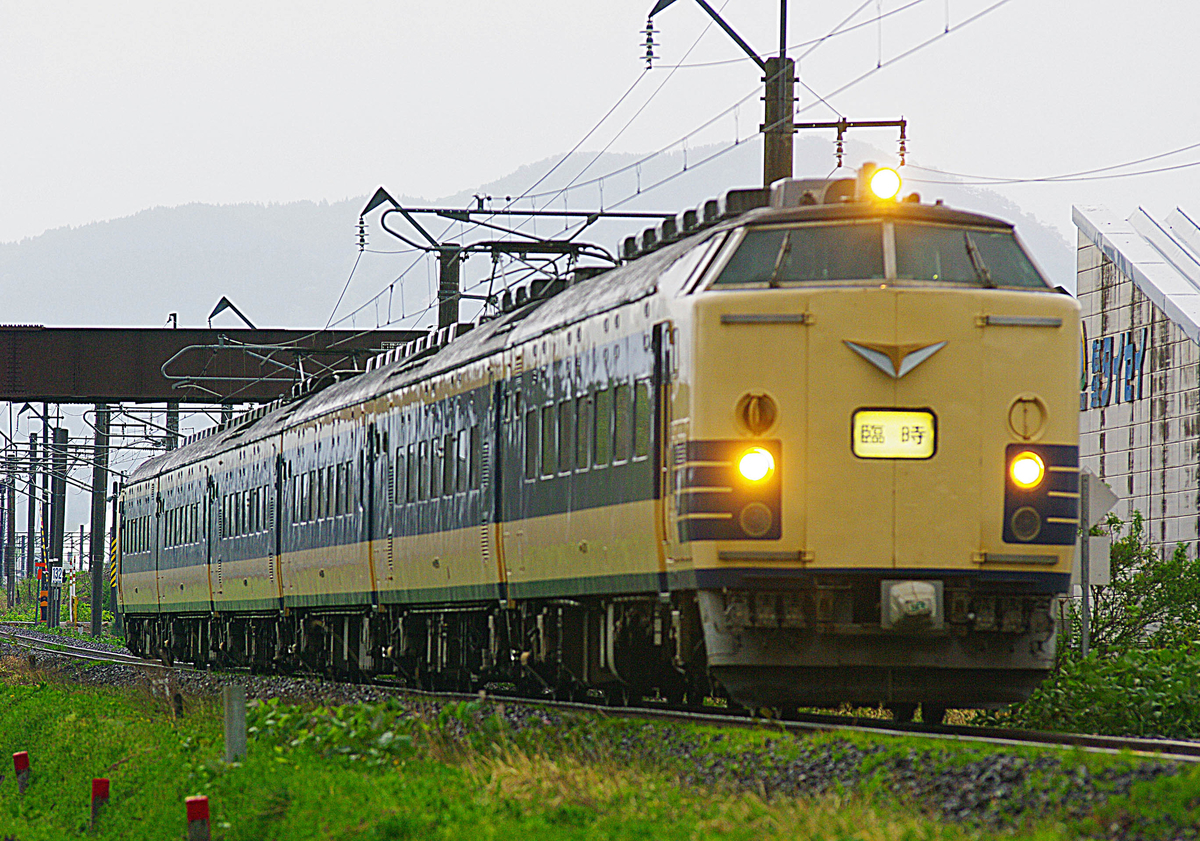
26, 434, 36, 584
5, 457, 15, 609
90, 405, 110, 636
437, 247, 462, 329
649, 0, 795, 187
166, 401, 179, 451
48, 426, 67, 629
109, 482, 122, 636
1, 476, 9, 609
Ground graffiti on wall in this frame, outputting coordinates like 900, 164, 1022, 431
1081, 325, 1148, 411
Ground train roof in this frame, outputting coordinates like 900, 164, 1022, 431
127, 193, 1021, 484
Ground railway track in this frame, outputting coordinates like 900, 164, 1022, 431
0, 625, 169, 670
4, 622, 1198, 764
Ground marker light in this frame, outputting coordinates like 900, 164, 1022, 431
738, 447, 775, 482
1010, 451, 1045, 489
869, 167, 902, 200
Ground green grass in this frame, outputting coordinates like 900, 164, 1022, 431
0, 664, 1198, 840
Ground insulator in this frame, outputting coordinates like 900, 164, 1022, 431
356, 217, 367, 252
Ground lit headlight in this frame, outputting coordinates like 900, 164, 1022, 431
869, 167, 902, 200
1010, 451, 1045, 489
738, 447, 775, 482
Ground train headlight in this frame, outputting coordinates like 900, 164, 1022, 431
738, 447, 775, 482
1010, 451, 1045, 489
869, 167, 902, 200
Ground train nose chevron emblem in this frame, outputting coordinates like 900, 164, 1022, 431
843, 340, 948, 379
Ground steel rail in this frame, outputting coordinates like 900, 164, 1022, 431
0, 626, 171, 670
3, 624, 1197, 763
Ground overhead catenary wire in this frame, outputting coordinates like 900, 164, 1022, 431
907, 139, 1200, 185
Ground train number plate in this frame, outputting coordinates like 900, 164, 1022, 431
852, 409, 937, 459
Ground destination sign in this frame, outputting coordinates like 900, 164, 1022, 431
852, 409, 937, 460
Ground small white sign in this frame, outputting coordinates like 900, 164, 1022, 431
50, 567, 63, 586
1071, 469, 1118, 588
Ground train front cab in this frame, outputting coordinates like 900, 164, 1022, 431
672, 197, 1080, 712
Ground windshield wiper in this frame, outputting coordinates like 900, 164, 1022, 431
769, 231, 792, 287
963, 231, 995, 288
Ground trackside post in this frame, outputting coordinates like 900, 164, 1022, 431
13, 751, 30, 793
91, 777, 110, 829
186, 795, 212, 841
223, 684, 247, 763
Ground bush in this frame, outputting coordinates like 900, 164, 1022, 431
989, 512, 1200, 736
996, 647, 1200, 738
1062, 510, 1200, 656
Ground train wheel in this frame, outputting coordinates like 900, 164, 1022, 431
887, 702, 917, 723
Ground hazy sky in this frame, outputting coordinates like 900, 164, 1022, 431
2, 0, 1198, 246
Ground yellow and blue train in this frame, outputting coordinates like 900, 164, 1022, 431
119, 166, 1080, 719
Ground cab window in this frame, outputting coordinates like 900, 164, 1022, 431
712, 223, 884, 285
894, 223, 1047, 288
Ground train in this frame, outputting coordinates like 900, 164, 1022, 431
118, 164, 1080, 721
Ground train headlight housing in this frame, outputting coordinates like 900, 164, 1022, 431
738, 447, 775, 482
1010, 451, 1045, 489
869, 167, 902, 201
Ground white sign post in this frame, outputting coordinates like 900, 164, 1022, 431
1077, 469, 1119, 656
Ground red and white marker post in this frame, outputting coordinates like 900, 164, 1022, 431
13, 751, 30, 794
186, 795, 211, 841
91, 778, 110, 829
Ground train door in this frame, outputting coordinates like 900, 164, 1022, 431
652, 321, 681, 579
482, 378, 508, 604
498, 359, 526, 588
272, 448, 285, 605
207, 472, 222, 600
370, 417, 393, 592
152, 487, 164, 609
203, 469, 216, 611
804, 289, 895, 567
366, 420, 383, 606
892, 291, 984, 569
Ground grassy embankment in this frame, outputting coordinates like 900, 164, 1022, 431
1, 660, 1199, 840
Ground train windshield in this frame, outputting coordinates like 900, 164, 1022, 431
712, 223, 884, 285
894, 223, 1048, 288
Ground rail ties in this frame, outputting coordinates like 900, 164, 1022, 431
1, 626, 1196, 763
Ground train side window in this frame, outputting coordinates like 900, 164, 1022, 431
634, 379, 652, 460
576, 395, 591, 471
407, 445, 418, 502
469, 426, 481, 490
443, 432, 456, 495
326, 465, 335, 518
308, 470, 317, 523
457, 429, 469, 492
418, 440, 430, 500
614, 382, 632, 462
524, 409, 538, 480
316, 469, 326, 520
541, 405, 556, 478
431, 436, 444, 497
558, 400, 574, 473
326, 469, 333, 518
594, 387, 613, 467
393, 452, 405, 506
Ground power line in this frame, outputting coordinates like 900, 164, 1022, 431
907, 139, 1200, 185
